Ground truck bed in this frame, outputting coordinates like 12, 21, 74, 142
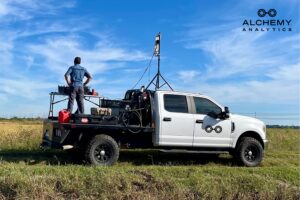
42, 114, 154, 150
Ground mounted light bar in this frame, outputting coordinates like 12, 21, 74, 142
154, 32, 160, 56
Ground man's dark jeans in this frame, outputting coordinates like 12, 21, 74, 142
67, 86, 84, 114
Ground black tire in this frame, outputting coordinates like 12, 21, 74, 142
235, 137, 263, 167
85, 134, 119, 166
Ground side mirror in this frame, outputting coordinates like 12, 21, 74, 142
207, 107, 230, 119
222, 106, 230, 119
225, 106, 229, 114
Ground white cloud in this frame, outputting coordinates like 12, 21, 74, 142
0, 1, 9, 16
28, 36, 148, 76
0, 0, 75, 20
267, 62, 300, 81
0, 0, 149, 105
0, 77, 55, 99
0, 0, 80, 78
187, 30, 297, 80
24, 56, 35, 69
175, 24, 300, 106
177, 70, 200, 82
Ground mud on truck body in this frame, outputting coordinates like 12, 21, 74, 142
41, 89, 268, 167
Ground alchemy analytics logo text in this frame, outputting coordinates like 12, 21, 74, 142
242, 9, 292, 32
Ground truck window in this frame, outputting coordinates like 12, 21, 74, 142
193, 97, 221, 115
164, 94, 188, 113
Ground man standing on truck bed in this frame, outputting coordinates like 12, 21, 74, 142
65, 57, 92, 114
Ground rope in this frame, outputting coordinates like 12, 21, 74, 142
132, 53, 155, 89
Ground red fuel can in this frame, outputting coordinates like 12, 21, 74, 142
58, 109, 70, 123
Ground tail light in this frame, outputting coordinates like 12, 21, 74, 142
81, 118, 89, 123
143, 92, 148, 100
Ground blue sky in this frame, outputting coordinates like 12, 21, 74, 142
0, 0, 299, 125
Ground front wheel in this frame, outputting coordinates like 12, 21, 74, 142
235, 137, 264, 167
85, 134, 119, 166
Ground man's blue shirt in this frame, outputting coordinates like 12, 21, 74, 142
65, 64, 91, 87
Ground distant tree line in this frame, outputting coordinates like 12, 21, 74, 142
0, 117, 44, 122
266, 125, 299, 129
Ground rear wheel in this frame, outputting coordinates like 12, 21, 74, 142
235, 137, 263, 167
85, 134, 119, 166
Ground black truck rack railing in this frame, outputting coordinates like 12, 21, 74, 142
48, 92, 105, 118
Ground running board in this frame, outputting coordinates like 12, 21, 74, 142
159, 149, 228, 154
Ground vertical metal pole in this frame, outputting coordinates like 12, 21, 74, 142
156, 55, 160, 90
51, 94, 55, 117
49, 93, 54, 118
48, 94, 51, 117
156, 33, 160, 90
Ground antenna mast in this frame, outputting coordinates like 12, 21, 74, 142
146, 32, 173, 91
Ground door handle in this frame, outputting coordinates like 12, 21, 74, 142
196, 119, 203, 123
163, 117, 172, 122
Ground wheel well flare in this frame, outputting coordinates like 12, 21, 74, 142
237, 131, 264, 149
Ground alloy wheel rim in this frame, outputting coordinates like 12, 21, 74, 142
94, 144, 112, 163
244, 145, 259, 162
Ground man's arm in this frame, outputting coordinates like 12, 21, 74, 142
64, 74, 71, 86
83, 76, 92, 86
65, 67, 72, 86
83, 69, 92, 86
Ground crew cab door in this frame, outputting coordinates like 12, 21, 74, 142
158, 93, 194, 146
192, 96, 232, 147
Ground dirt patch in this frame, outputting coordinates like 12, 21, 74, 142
129, 170, 173, 193
0, 183, 17, 200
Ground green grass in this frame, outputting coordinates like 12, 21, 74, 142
0, 122, 299, 199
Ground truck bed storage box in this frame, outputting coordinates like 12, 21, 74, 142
91, 107, 112, 116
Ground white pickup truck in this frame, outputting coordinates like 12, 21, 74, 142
41, 89, 268, 167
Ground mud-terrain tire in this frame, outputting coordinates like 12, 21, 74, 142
235, 137, 263, 167
85, 134, 119, 166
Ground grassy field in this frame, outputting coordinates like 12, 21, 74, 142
0, 121, 299, 199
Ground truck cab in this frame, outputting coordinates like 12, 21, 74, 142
153, 91, 267, 166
